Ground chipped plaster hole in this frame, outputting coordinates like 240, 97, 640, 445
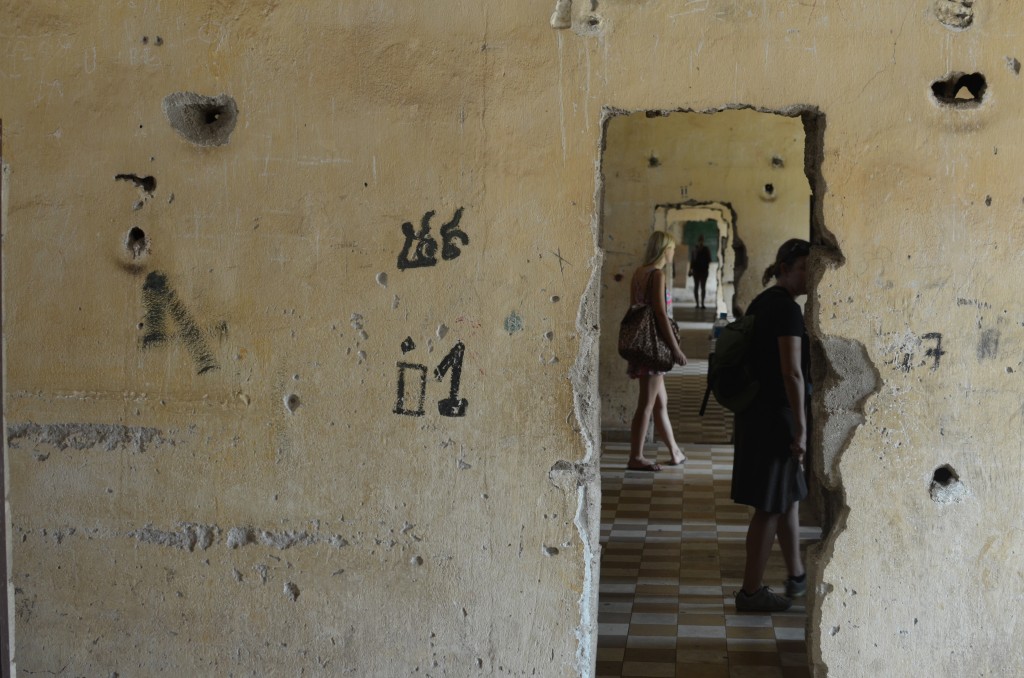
410, 555, 424, 566
930, 464, 968, 504
648, 154, 661, 168
162, 92, 238, 147
771, 155, 785, 168
115, 173, 156, 195
543, 546, 560, 556
935, 0, 974, 29
1008, 57, 1022, 75
544, 331, 554, 340
284, 394, 300, 413
376, 272, 388, 287
931, 72, 987, 106
550, 0, 572, 29
550, 295, 561, 303
760, 183, 778, 201
283, 581, 299, 601
126, 227, 149, 258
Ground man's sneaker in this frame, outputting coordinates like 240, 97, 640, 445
785, 575, 807, 598
735, 586, 792, 612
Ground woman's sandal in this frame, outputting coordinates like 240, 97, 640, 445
627, 461, 662, 472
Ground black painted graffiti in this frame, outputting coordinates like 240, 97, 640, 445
396, 207, 468, 270
889, 331, 945, 373
923, 333, 945, 370
394, 338, 468, 417
141, 271, 219, 374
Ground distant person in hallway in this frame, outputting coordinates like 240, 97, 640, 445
732, 238, 811, 612
690, 234, 712, 309
626, 231, 688, 472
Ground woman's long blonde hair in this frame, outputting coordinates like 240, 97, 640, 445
642, 230, 676, 267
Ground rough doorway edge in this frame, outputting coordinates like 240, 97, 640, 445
569, 103, 858, 678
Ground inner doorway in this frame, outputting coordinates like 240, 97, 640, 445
595, 107, 824, 677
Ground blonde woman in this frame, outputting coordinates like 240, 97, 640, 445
626, 231, 688, 471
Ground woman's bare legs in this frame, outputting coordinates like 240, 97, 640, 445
776, 501, 805, 579
629, 375, 663, 469
651, 377, 685, 464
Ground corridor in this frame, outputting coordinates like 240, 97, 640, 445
596, 300, 820, 678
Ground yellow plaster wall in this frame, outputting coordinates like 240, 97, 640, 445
3, 1, 1024, 676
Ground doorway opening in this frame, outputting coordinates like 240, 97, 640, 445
592, 106, 840, 677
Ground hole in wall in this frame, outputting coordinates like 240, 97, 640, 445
162, 92, 238, 147
931, 72, 987, 106
115, 173, 156, 196
126, 227, 148, 258
284, 394, 300, 413
929, 464, 969, 504
934, 0, 975, 30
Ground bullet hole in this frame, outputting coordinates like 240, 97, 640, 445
985, 195, 992, 206
376, 271, 388, 288
137, 322, 145, 330
284, 394, 300, 413
411, 555, 424, 566
931, 72, 987, 106
544, 331, 554, 340
155, 36, 163, 46
550, 295, 560, 303
771, 155, 785, 168
1008, 57, 1022, 75
283, 581, 300, 601
930, 464, 969, 504
761, 183, 777, 201
586, 14, 600, 26
647, 154, 661, 168
542, 546, 559, 556
613, 273, 623, 282
364, 182, 369, 187
934, 0, 974, 30
764, 183, 775, 195
142, 36, 148, 44
126, 227, 148, 258
162, 92, 238, 147
115, 173, 156, 196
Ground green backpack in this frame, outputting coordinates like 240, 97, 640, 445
709, 314, 759, 413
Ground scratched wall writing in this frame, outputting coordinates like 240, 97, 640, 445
141, 271, 220, 374
396, 207, 468, 270
394, 337, 468, 417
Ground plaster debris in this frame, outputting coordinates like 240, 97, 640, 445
6, 422, 168, 453
131, 523, 219, 552
283, 581, 300, 601
376, 272, 388, 287
934, 0, 974, 29
162, 92, 238, 147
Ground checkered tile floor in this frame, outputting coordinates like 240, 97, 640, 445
597, 314, 820, 677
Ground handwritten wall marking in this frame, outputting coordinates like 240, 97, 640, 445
396, 207, 468, 270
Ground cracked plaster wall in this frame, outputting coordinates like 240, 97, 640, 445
4, 1, 1024, 676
